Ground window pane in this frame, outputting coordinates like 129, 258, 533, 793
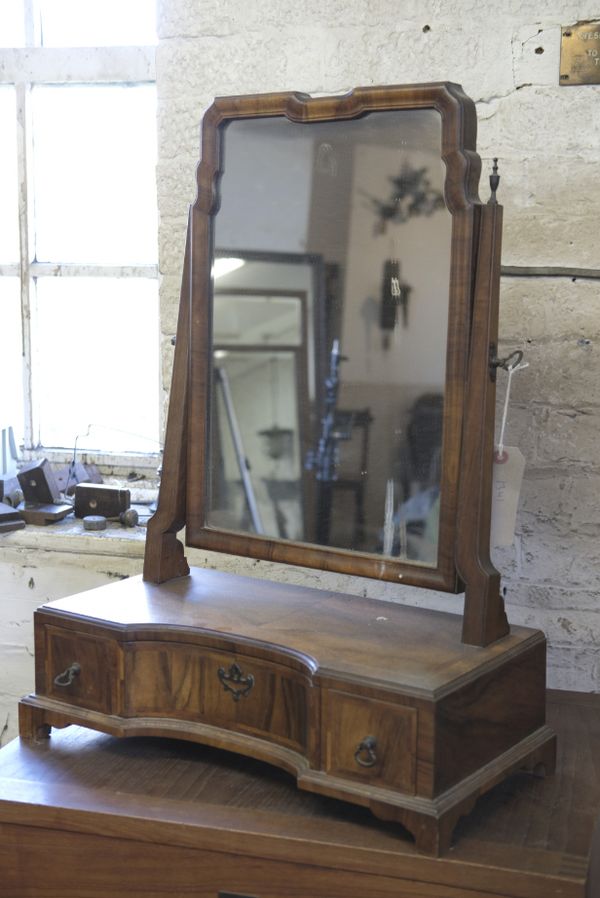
0, 0, 25, 48
32, 85, 158, 265
0, 87, 20, 264
37, 0, 157, 47
0, 278, 24, 448
35, 278, 159, 453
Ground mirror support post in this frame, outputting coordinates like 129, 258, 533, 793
143, 213, 191, 584
457, 202, 510, 646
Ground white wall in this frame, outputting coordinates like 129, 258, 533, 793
0, 529, 145, 746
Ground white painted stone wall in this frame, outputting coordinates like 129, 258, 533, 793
155, 0, 600, 693
2, 1, 598, 747
0, 527, 146, 746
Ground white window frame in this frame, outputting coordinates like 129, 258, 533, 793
0, 7, 159, 476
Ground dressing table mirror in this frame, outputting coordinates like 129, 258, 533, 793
20, 83, 556, 855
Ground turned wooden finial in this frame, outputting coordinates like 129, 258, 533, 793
488, 157, 500, 204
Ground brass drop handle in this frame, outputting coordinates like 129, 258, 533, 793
54, 662, 81, 687
354, 735, 377, 768
217, 662, 255, 701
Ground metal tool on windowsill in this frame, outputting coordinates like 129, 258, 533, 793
82, 508, 139, 531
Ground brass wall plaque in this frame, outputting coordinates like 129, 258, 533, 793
560, 21, 600, 85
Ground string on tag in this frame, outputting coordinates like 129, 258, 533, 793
496, 355, 528, 459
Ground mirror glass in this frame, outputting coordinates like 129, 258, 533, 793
208, 108, 452, 566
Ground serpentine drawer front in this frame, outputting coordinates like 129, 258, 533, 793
22, 571, 555, 856
124, 642, 204, 720
202, 648, 309, 751
322, 690, 417, 793
124, 642, 310, 752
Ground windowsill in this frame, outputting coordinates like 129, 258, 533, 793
2, 515, 147, 559
0, 518, 146, 558
1, 462, 159, 561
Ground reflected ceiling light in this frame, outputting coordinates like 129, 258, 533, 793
258, 425, 294, 460
212, 257, 245, 280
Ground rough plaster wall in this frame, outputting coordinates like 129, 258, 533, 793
0, 543, 144, 746
155, 1, 600, 693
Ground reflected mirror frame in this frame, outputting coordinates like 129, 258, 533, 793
185, 83, 483, 594
212, 255, 315, 543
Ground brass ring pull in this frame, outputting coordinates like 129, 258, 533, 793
53, 662, 81, 687
354, 735, 377, 768
217, 662, 255, 702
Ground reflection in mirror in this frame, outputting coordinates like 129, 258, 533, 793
208, 108, 452, 567
211, 279, 309, 542
212, 349, 303, 541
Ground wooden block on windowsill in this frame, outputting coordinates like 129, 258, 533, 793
74, 483, 130, 519
55, 463, 93, 496
0, 502, 26, 533
18, 503, 74, 526
17, 459, 62, 505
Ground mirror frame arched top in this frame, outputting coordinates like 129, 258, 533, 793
171, 84, 496, 608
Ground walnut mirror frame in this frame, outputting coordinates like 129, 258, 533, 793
146, 82, 509, 648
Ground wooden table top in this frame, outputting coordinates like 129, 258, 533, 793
0, 690, 598, 898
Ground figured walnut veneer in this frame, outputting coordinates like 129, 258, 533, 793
20, 568, 555, 855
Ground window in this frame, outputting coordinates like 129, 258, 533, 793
0, 1, 160, 464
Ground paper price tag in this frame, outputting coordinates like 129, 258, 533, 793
490, 446, 525, 547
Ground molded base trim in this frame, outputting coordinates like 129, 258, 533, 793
18, 695, 556, 856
